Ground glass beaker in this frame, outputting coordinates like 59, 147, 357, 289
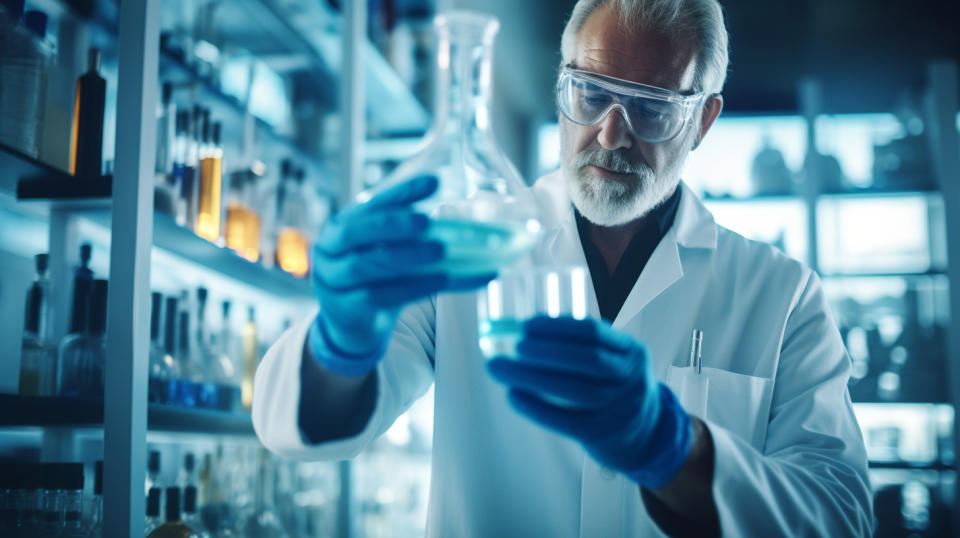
477, 265, 589, 359
360, 10, 541, 277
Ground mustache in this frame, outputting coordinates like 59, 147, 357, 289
572, 149, 650, 176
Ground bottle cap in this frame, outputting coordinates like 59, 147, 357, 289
146, 487, 161, 517
162, 82, 173, 105
212, 122, 222, 147
80, 243, 92, 264
35, 253, 48, 273
201, 110, 211, 143
88, 48, 101, 73
24, 9, 46, 38
178, 310, 190, 351
165, 487, 181, 522
88, 280, 109, 335
295, 167, 306, 184
184, 452, 195, 472
281, 159, 293, 178
183, 485, 198, 514
60, 463, 84, 491
94, 460, 103, 495
197, 287, 208, 305
151, 292, 163, 341
222, 300, 231, 319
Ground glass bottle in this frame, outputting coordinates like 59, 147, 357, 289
361, 10, 540, 277
225, 171, 248, 258
155, 82, 177, 216
176, 304, 200, 408
197, 121, 223, 243
0, 5, 50, 158
150, 292, 173, 404
242, 171, 262, 263
148, 487, 198, 538
60, 463, 84, 536
194, 288, 219, 409
20, 253, 57, 396
275, 164, 309, 278
69, 243, 94, 334
182, 486, 210, 538
88, 461, 103, 537
241, 449, 287, 538
240, 307, 257, 412
58, 279, 108, 398
69, 48, 106, 179
146, 487, 163, 535
215, 300, 241, 412
40, 463, 62, 534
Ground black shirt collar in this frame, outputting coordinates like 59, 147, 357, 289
575, 186, 683, 322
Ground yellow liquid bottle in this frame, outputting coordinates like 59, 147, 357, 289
276, 227, 309, 278
225, 203, 246, 253
241, 307, 257, 411
195, 122, 222, 243
243, 208, 261, 263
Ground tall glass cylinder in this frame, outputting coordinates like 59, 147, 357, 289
362, 11, 541, 277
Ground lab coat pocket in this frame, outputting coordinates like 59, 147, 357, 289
665, 366, 773, 450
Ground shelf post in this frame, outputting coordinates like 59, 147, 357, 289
927, 59, 960, 530
799, 77, 822, 274
103, 0, 161, 535
338, 1, 366, 537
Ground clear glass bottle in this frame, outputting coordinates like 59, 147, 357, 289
0, 6, 51, 158
241, 449, 287, 538
20, 253, 57, 396
275, 163, 309, 278
240, 307, 257, 412
197, 121, 223, 243
146, 450, 163, 501
149, 292, 174, 404
58, 279, 108, 398
88, 461, 103, 537
40, 463, 62, 534
362, 10, 540, 277
146, 487, 163, 535
60, 463, 84, 536
182, 486, 210, 538
176, 306, 201, 408
148, 487, 198, 538
194, 288, 220, 409
214, 300, 241, 412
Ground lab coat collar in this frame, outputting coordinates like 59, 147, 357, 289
532, 169, 718, 328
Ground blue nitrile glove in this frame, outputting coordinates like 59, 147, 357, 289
487, 316, 692, 489
310, 175, 495, 377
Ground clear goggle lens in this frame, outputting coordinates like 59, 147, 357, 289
556, 68, 704, 144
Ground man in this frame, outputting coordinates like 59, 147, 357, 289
253, 0, 874, 535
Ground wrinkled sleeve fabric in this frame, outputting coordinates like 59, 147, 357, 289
253, 298, 437, 461
706, 271, 873, 536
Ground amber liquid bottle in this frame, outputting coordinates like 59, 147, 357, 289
69, 48, 106, 179
275, 165, 309, 278
196, 121, 222, 243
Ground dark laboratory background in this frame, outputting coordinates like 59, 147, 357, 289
0, 0, 959, 536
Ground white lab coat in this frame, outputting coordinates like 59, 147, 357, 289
253, 170, 873, 537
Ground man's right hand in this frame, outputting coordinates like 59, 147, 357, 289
309, 175, 493, 377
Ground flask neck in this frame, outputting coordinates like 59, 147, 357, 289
433, 31, 495, 137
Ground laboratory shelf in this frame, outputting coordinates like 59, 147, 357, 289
820, 269, 948, 279
702, 193, 804, 203
0, 394, 255, 436
0, 143, 111, 207
868, 461, 955, 472
76, 209, 314, 299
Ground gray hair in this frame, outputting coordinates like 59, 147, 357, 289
560, 0, 730, 95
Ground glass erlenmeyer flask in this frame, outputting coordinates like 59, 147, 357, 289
362, 10, 541, 277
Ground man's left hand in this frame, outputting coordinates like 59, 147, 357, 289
487, 316, 692, 489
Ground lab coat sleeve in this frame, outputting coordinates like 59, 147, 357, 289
253, 298, 437, 461
708, 271, 873, 536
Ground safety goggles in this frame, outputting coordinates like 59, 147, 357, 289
556, 67, 706, 144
